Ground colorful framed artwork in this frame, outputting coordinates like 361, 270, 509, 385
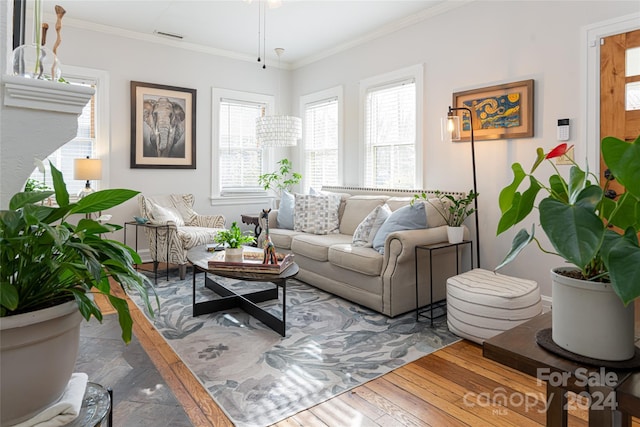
452, 79, 534, 141
130, 81, 196, 169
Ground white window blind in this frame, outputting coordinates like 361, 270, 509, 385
364, 79, 416, 189
28, 81, 96, 196
219, 98, 265, 192
304, 97, 339, 190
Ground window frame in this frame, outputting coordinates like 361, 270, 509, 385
298, 85, 344, 192
211, 88, 275, 201
27, 65, 109, 197
358, 64, 423, 189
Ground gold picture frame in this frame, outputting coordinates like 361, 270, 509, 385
452, 79, 534, 141
130, 81, 196, 169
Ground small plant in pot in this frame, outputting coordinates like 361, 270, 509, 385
495, 136, 640, 361
0, 162, 156, 425
214, 221, 256, 262
412, 190, 478, 243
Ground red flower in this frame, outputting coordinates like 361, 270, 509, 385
546, 143, 574, 159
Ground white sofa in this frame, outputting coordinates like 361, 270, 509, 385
259, 186, 469, 317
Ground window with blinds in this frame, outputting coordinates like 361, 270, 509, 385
28, 80, 96, 196
219, 98, 265, 193
304, 97, 339, 190
364, 79, 416, 189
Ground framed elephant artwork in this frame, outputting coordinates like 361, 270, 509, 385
130, 81, 196, 168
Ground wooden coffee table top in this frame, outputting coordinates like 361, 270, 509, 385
187, 246, 298, 281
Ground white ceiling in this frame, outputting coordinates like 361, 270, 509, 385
36, 0, 465, 68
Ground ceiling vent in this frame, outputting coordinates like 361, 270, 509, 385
153, 30, 184, 40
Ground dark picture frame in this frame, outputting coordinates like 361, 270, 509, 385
130, 81, 196, 169
452, 79, 534, 141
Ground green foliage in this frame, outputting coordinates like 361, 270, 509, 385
412, 190, 479, 227
0, 162, 157, 343
495, 136, 640, 305
24, 178, 50, 192
257, 158, 302, 196
214, 221, 255, 248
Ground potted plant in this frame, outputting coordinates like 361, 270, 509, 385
495, 136, 640, 361
413, 190, 479, 243
258, 158, 302, 199
0, 162, 156, 425
214, 221, 256, 262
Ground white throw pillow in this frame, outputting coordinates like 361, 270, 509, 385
277, 190, 295, 230
294, 193, 340, 235
149, 203, 185, 226
352, 204, 392, 247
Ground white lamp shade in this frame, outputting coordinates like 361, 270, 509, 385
256, 115, 302, 147
74, 158, 102, 181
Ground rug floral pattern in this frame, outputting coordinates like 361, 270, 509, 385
133, 272, 459, 426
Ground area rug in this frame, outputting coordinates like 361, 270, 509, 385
131, 271, 459, 427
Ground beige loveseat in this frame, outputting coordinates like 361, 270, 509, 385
259, 186, 469, 317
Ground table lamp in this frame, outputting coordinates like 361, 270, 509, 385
74, 156, 102, 198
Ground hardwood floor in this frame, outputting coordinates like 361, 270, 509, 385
101, 268, 640, 427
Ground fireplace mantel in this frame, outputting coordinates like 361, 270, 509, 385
0, 75, 95, 208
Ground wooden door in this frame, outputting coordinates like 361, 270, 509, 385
599, 29, 640, 328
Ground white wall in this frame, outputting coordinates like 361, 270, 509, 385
291, 1, 639, 298
2, 1, 638, 298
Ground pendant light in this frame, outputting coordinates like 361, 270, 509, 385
255, 48, 301, 147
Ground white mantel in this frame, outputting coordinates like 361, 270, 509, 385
0, 75, 94, 208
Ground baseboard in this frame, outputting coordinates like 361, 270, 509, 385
541, 295, 552, 313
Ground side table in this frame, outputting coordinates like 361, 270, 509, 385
241, 213, 262, 246
415, 240, 472, 326
123, 221, 170, 284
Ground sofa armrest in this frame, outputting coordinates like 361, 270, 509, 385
189, 214, 226, 228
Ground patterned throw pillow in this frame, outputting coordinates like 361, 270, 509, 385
294, 194, 341, 235
352, 204, 392, 247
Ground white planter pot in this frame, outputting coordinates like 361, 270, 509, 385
446, 226, 464, 244
551, 267, 636, 361
224, 247, 244, 263
0, 300, 83, 425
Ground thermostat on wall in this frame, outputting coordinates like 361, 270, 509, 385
557, 118, 570, 141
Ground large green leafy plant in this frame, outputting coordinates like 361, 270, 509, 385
0, 162, 155, 342
496, 136, 640, 305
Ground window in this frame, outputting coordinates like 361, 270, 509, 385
27, 77, 99, 197
212, 88, 274, 198
360, 65, 423, 189
301, 86, 342, 190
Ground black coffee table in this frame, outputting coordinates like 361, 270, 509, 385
187, 246, 298, 336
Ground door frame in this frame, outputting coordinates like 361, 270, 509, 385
583, 12, 640, 176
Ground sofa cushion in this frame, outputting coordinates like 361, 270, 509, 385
277, 190, 295, 230
291, 233, 353, 261
352, 204, 392, 247
268, 228, 302, 250
294, 193, 341, 234
328, 244, 383, 276
385, 196, 412, 212
372, 202, 427, 254
339, 195, 389, 235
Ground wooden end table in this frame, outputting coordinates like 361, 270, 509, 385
187, 246, 298, 336
483, 312, 639, 426
241, 213, 262, 246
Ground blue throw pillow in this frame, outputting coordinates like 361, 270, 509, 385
372, 202, 427, 254
277, 190, 295, 230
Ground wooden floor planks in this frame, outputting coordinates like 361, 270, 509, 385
99, 270, 639, 427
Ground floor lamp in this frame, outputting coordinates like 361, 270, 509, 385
444, 106, 480, 268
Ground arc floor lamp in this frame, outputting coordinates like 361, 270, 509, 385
444, 106, 480, 268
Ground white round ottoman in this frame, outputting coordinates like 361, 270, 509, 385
446, 268, 542, 344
